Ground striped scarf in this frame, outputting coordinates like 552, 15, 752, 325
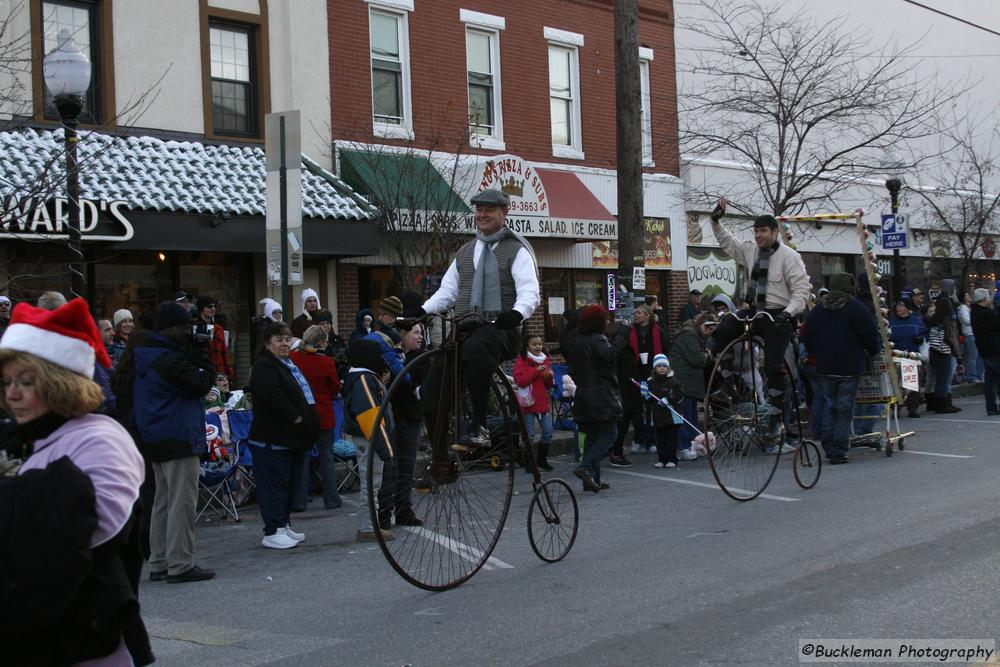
746, 243, 778, 307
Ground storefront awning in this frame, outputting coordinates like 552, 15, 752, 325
535, 168, 616, 222
338, 149, 471, 214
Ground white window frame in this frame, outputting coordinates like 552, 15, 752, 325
368, 3, 413, 140
639, 47, 654, 167
545, 27, 584, 160
461, 9, 505, 151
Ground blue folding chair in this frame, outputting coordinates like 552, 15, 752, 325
550, 364, 576, 431
332, 397, 359, 492
197, 413, 244, 522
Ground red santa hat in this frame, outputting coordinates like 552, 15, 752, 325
0, 298, 110, 377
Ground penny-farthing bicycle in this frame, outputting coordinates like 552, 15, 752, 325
704, 311, 822, 500
366, 312, 579, 591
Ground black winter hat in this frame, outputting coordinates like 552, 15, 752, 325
753, 214, 779, 229
347, 338, 386, 372
155, 301, 192, 331
196, 295, 216, 311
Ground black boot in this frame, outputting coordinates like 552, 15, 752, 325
377, 507, 392, 529
925, 394, 937, 412
934, 394, 960, 414
536, 442, 553, 472
394, 503, 422, 527
945, 393, 962, 413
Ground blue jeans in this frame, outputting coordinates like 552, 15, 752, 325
290, 445, 313, 511
852, 402, 881, 436
818, 375, 861, 459
523, 411, 554, 446
931, 351, 957, 397
983, 356, 1000, 411
963, 335, 983, 381
677, 396, 699, 452
579, 422, 617, 484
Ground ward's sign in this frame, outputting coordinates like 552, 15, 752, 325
0, 196, 134, 241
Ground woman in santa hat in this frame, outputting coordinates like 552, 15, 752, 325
0, 298, 151, 666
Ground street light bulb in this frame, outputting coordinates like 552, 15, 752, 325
157, 252, 166, 262
42, 29, 92, 98
881, 148, 906, 184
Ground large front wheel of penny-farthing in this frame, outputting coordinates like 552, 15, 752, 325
705, 335, 783, 501
366, 350, 515, 591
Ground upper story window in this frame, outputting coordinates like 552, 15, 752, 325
461, 9, 505, 150
39, 0, 103, 124
369, 6, 412, 139
209, 24, 257, 136
545, 27, 583, 160
639, 48, 654, 167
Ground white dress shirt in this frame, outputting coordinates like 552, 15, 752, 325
422, 239, 540, 320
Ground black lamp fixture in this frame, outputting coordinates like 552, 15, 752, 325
43, 29, 92, 301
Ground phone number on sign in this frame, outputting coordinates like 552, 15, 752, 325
509, 200, 546, 213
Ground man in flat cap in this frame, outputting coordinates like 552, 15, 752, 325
706, 198, 811, 448
420, 187, 540, 449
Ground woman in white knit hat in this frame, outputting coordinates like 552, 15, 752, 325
0, 298, 150, 665
111, 307, 135, 366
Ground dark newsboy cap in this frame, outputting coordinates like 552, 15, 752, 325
470, 188, 510, 207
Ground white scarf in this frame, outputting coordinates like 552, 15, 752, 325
527, 351, 547, 364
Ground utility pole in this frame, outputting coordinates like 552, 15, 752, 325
614, 0, 645, 316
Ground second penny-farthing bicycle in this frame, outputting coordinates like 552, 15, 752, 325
366, 312, 579, 591
705, 311, 822, 500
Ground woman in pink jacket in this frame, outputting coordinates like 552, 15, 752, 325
513, 333, 555, 471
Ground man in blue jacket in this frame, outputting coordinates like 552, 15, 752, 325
802, 273, 880, 464
133, 302, 216, 583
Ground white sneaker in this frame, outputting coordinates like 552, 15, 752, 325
262, 532, 299, 549
781, 443, 798, 454
665, 461, 677, 468
653, 461, 666, 468
678, 448, 698, 461
648, 445, 658, 454
279, 525, 305, 542
630, 443, 642, 454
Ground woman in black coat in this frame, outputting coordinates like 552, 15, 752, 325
568, 304, 626, 493
248, 322, 319, 550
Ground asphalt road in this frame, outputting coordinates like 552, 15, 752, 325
140, 394, 1000, 667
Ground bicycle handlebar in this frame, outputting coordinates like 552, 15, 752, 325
722, 310, 778, 324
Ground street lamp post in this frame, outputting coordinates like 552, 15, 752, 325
43, 29, 91, 301
883, 151, 906, 302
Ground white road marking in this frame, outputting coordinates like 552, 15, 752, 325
402, 526, 514, 570
921, 418, 998, 424
902, 449, 973, 459
604, 468, 800, 502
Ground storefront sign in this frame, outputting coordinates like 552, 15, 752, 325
643, 217, 672, 268
687, 248, 739, 299
479, 155, 548, 216
607, 273, 617, 311
591, 217, 673, 268
0, 196, 134, 241
394, 209, 616, 240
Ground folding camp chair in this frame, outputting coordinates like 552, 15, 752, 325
197, 413, 243, 522
332, 396, 359, 491
222, 409, 256, 504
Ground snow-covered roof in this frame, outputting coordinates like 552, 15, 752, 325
0, 128, 376, 221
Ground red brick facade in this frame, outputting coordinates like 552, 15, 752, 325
329, 0, 678, 174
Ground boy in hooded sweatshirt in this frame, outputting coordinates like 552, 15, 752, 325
641, 354, 684, 468
291, 288, 321, 339
342, 338, 395, 542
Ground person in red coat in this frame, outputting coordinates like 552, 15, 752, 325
513, 333, 555, 471
195, 296, 234, 380
290, 325, 343, 510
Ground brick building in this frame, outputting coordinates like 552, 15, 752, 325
327, 0, 688, 345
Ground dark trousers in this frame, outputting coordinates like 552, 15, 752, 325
655, 424, 679, 463
712, 308, 792, 413
983, 355, 1000, 411
252, 443, 303, 535
611, 411, 642, 456
818, 375, 861, 459
422, 323, 519, 431
579, 421, 618, 484
290, 447, 313, 512
930, 351, 956, 397
677, 396, 700, 452
379, 418, 422, 511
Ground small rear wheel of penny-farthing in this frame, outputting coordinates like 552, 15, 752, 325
527, 479, 579, 563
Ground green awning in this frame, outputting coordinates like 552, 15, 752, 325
339, 149, 471, 214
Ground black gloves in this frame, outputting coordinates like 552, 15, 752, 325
710, 199, 727, 222
494, 310, 524, 329
775, 311, 794, 331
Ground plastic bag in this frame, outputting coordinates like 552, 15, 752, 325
516, 385, 535, 408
